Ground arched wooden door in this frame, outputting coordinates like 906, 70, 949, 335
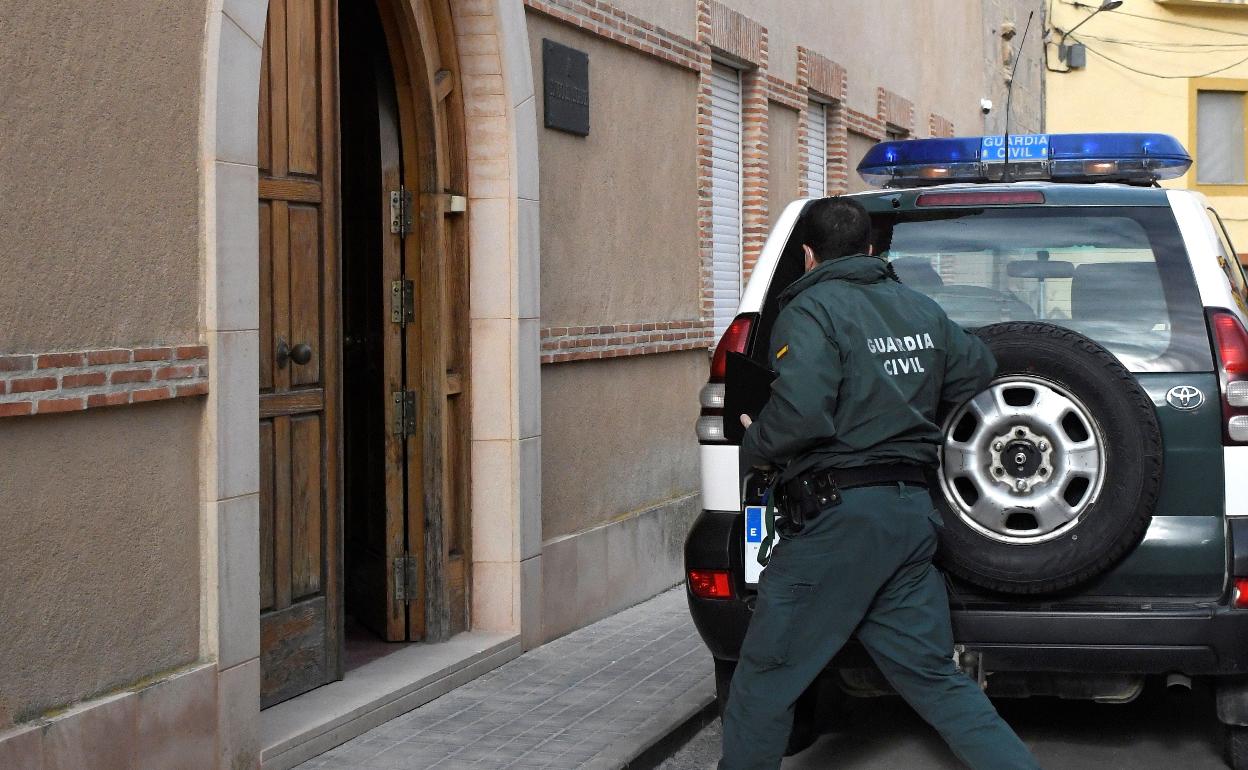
256, 0, 470, 707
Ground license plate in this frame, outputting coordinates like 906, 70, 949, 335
744, 505, 766, 584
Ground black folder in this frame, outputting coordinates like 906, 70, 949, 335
723, 351, 776, 444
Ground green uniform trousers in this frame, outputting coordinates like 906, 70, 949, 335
719, 483, 1039, 770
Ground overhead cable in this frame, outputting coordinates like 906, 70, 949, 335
1061, 0, 1248, 39
1075, 35, 1248, 78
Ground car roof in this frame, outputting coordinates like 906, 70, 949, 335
847, 181, 1174, 209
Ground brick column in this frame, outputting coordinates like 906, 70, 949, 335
695, 0, 769, 309
740, 66, 769, 280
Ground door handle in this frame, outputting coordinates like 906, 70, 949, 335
276, 337, 313, 368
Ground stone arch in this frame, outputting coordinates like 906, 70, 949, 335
199, 0, 539, 763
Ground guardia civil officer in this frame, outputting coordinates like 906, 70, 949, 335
721, 197, 1039, 770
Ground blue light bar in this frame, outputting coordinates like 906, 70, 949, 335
856, 132, 1191, 188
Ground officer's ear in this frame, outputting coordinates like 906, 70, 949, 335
802, 244, 818, 273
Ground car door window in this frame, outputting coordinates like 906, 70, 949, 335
1208, 208, 1248, 303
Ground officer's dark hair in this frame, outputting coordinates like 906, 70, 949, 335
803, 197, 872, 262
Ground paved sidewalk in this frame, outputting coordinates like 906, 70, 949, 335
296, 587, 714, 769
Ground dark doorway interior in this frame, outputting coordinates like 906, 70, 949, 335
339, 0, 412, 665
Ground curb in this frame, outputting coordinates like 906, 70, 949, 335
581, 673, 718, 770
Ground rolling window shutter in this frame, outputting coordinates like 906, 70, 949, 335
805, 102, 827, 197
1198, 90, 1246, 185
710, 63, 743, 341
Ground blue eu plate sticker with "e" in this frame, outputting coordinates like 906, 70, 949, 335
744, 506, 764, 544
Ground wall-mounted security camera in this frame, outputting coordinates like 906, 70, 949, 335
980, 98, 993, 115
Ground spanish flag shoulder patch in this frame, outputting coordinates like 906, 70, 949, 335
776, 344, 789, 360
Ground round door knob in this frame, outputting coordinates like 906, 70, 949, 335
276, 338, 314, 368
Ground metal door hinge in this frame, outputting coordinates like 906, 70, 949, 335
393, 553, 419, 603
390, 279, 414, 324
390, 187, 413, 236
391, 390, 417, 437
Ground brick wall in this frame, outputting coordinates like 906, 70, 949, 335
0, 344, 208, 418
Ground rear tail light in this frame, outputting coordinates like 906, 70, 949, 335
695, 415, 727, 443
1233, 520, 1248, 607
1208, 309, 1248, 444
709, 315, 756, 382
700, 382, 725, 409
688, 569, 733, 599
1234, 578, 1248, 609
697, 314, 757, 444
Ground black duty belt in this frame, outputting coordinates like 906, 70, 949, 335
782, 462, 928, 505
769, 463, 930, 543
756, 463, 933, 567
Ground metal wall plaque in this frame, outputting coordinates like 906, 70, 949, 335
543, 39, 590, 136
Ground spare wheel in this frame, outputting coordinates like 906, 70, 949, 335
933, 321, 1163, 594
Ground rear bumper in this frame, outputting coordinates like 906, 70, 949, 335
685, 509, 1248, 676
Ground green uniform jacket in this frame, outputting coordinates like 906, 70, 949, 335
741, 254, 996, 481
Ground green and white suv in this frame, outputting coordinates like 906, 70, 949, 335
688, 133, 1248, 766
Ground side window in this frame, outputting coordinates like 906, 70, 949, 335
1208, 208, 1248, 301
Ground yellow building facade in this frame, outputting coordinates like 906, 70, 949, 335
1047, 0, 1248, 256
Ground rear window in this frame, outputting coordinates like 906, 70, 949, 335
869, 206, 1212, 373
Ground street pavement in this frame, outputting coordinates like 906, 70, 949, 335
295, 587, 713, 769
659, 679, 1229, 769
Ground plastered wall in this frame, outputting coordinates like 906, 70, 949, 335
982, 0, 1046, 136
0, 402, 201, 729
528, 13, 701, 329
0, 1, 205, 351
540, 352, 704, 540
605, 0, 1016, 138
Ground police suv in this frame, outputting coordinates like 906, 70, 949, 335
686, 133, 1248, 765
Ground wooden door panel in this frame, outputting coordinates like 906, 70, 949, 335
260, 596, 328, 709
290, 413, 323, 600
286, 0, 321, 176
288, 204, 322, 386
258, 0, 340, 707
259, 421, 276, 611
259, 201, 274, 391
272, 416, 293, 610
259, 27, 273, 176
270, 201, 292, 389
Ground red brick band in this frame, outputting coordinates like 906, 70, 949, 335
845, 106, 887, 142
522, 0, 703, 70
765, 75, 805, 111
0, 345, 209, 418
541, 320, 713, 364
